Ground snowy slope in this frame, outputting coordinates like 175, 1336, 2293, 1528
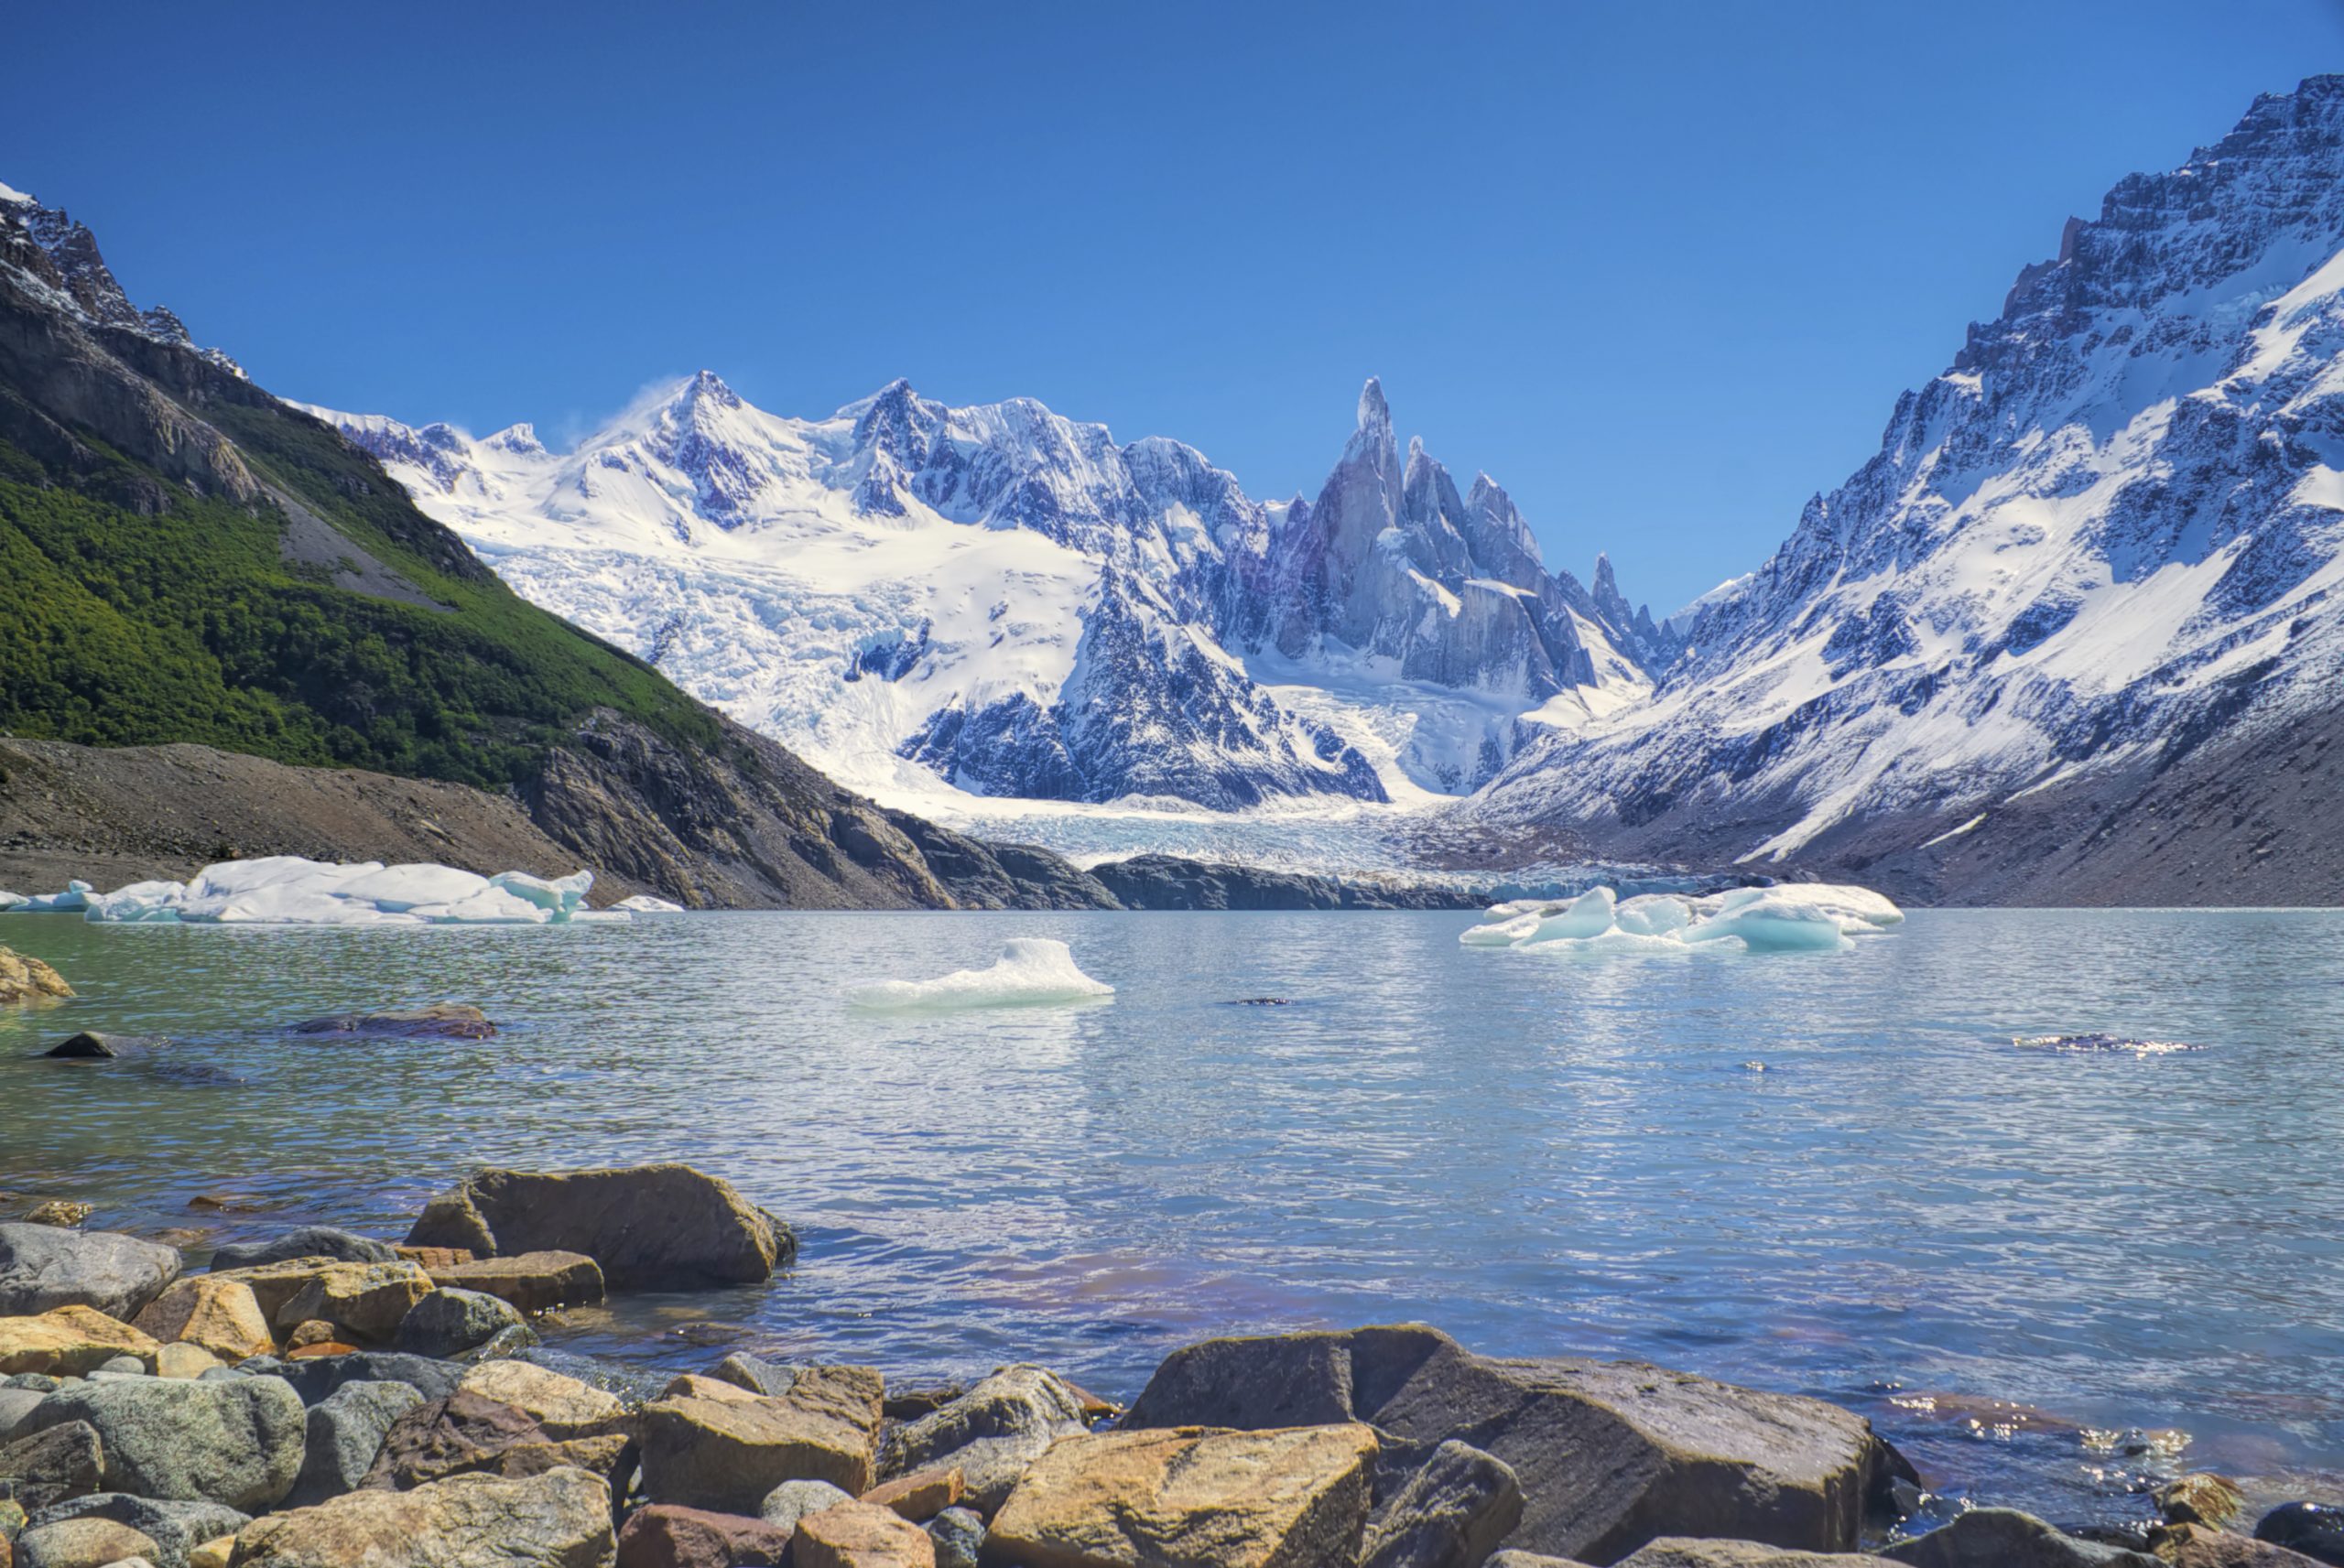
1470, 76, 2344, 890
299, 376, 1660, 822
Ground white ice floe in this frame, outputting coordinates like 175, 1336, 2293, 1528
850, 937, 1114, 1010
21, 858, 626, 926
613, 894, 687, 914
1459, 881, 1903, 956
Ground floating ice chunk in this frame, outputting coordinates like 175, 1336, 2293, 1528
71, 858, 624, 927
0, 891, 27, 911
81, 880, 191, 924
2014, 1033, 2200, 1056
1459, 911, 1543, 946
613, 894, 687, 914
1683, 893, 1850, 952
1527, 885, 1615, 942
1612, 893, 1692, 936
489, 870, 593, 913
1461, 881, 1897, 956
411, 886, 558, 925
332, 863, 493, 913
851, 937, 1113, 1010
21, 881, 94, 913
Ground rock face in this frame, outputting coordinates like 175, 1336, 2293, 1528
0, 1306, 161, 1377
1123, 1325, 1903, 1563
639, 1367, 883, 1513
207, 1230, 396, 1273
22, 1377, 304, 1512
0, 947, 72, 1005
1878, 1509, 2159, 1566
131, 1278, 275, 1364
1086, 856, 1481, 913
985, 1422, 1380, 1568
0, 1227, 182, 1321
229, 1465, 614, 1568
406, 1166, 790, 1287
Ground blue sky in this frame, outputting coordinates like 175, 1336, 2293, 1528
12, 1, 2343, 612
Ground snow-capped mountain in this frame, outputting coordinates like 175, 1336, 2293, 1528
300, 375, 1661, 813
1471, 76, 2344, 901
0, 181, 243, 378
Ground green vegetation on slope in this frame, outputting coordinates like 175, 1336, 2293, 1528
0, 406, 719, 791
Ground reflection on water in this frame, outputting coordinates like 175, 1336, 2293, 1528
4, 907, 2343, 1526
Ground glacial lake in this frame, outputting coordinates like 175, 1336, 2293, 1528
3, 906, 2340, 1530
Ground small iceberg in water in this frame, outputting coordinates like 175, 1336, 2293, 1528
851, 938, 1114, 1011
1460, 882, 1903, 955
2013, 1033, 2201, 1056
613, 894, 687, 914
13, 857, 631, 926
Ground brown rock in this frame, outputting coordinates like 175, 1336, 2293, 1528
231, 1465, 613, 1567
22, 1203, 92, 1229
292, 1004, 496, 1040
661, 1374, 763, 1405
639, 1375, 883, 1514
0, 1304, 160, 1375
393, 1246, 475, 1271
362, 1390, 556, 1490
614, 1503, 794, 1568
2156, 1475, 2246, 1529
986, 1422, 1380, 1568
10, 1517, 157, 1568
189, 1536, 235, 1568
454, 1359, 626, 1439
132, 1275, 276, 1362
0, 947, 72, 1005
861, 1465, 964, 1521
284, 1339, 362, 1360
205, 1259, 352, 1325
2154, 1523, 2327, 1568
405, 1164, 792, 1286
1614, 1542, 1876, 1566
427, 1251, 605, 1313
283, 1321, 340, 1350
496, 1433, 636, 1490
270, 1261, 433, 1342
155, 1341, 223, 1379
792, 1500, 937, 1568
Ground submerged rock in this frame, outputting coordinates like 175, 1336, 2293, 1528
290, 1005, 495, 1040
405, 1164, 792, 1287
1880, 1509, 2159, 1566
0, 1227, 182, 1321
16, 1206, 91, 1231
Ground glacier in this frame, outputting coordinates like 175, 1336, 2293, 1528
5, 859, 630, 926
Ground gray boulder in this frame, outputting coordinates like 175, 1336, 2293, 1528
927, 1504, 986, 1568
207, 1228, 396, 1272
1489, 1554, 1596, 1568
0, 1226, 182, 1320
12, 1514, 160, 1568
2257, 1503, 2344, 1565
712, 1353, 794, 1398
1615, 1541, 1878, 1565
759, 1477, 854, 1532
0, 1421, 103, 1512
1362, 1440, 1525, 1568
391, 1290, 523, 1359
1880, 1509, 2161, 1566
404, 1163, 793, 1287
21, 1374, 304, 1511
276, 1352, 462, 1407
0, 1383, 44, 1439
1124, 1325, 1907, 1563
26, 1496, 248, 1568
285, 1379, 425, 1507
877, 1363, 1090, 1512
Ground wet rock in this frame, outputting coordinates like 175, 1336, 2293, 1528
0, 949, 72, 1006
43, 1037, 154, 1062
613, 1503, 792, 1568
17, 1209, 88, 1234
2258, 1504, 2344, 1566
640, 1368, 884, 1513
229, 1465, 613, 1567
285, 1379, 424, 1506
791, 1500, 936, 1568
423, 1251, 604, 1314
0, 1308, 160, 1377
452, 1360, 624, 1439
0, 1228, 182, 1322
1361, 1440, 1524, 1568
206, 1229, 395, 1273
1124, 1325, 1903, 1563
0, 1422, 102, 1512
274, 1351, 462, 1407
1880, 1509, 2159, 1566
925, 1507, 983, 1568
290, 1006, 496, 1040
862, 1465, 963, 1521
2159, 1475, 2247, 1530
130, 1279, 273, 1365
20, 1376, 303, 1511
760, 1478, 854, 1532
986, 1422, 1380, 1568
11, 1516, 157, 1568
1614, 1543, 1875, 1565
405, 1165, 793, 1287
25, 1498, 246, 1568
271, 1262, 433, 1344
391, 1290, 523, 1359
2157, 1522, 2331, 1566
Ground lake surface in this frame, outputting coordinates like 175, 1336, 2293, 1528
3, 906, 2340, 1530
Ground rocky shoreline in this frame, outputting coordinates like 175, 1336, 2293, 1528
0, 1157, 2336, 1568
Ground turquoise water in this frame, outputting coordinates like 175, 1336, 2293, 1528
3, 907, 2340, 1528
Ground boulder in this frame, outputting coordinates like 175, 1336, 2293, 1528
2158, 1476, 2248, 1530
10, 1517, 157, 1568
23, 1498, 247, 1568
0, 949, 72, 1005
130, 1280, 273, 1365
0, 1308, 160, 1377
925, 1507, 984, 1568
202, 1261, 360, 1328
270, 1262, 433, 1344
0, 1228, 182, 1322
613, 1504, 792, 1568
360, 1390, 560, 1490
285, 1379, 424, 1506
640, 1368, 884, 1512
2258, 1504, 2344, 1566
404, 1166, 792, 1287
205, 1230, 395, 1273
228, 1465, 613, 1567
451, 1361, 624, 1439
1481, 1555, 1594, 1568
713, 1355, 793, 1399
986, 1423, 1378, 1568
1124, 1325, 1903, 1563
490, 1435, 635, 1492
290, 1006, 496, 1040
1614, 1544, 1876, 1566
1361, 1440, 1524, 1568
658, 1375, 758, 1405
876, 1366, 1086, 1509
0, 1422, 103, 1512
2158, 1523, 2332, 1566
153, 1346, 221, 1381
0, 1382, 45, 1436
19, 1376, 303, 1511
791, 1500, 936, 1568
862, 1465, 964, 1522
18, 1207, 90, 1232
423, 1253, 604, 1314
1879, 1509, 2160, 1566
761, 1478, 855, 1532
274, 1351, 462, 1408
391, 1291, 523, 1359
41, 1037, 133, 1061
189, 1540, 233, 1568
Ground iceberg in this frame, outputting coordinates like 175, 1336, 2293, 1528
1460, 881, 1902, 956
614, 894, 687, 913
851, 937, 1114, 1010
35, 858, 631, 927
0, 891, 27, 911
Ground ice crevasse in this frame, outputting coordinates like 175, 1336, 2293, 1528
0, 858, 631, 926
1459, 883, 1904, 954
